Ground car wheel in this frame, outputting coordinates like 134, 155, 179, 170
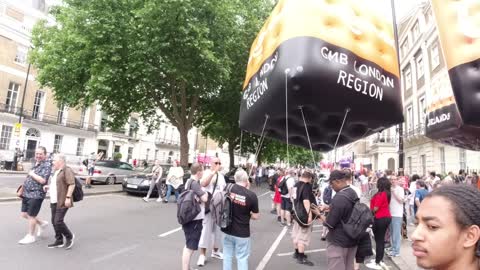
106, 176, 116, 185
159, 182, 167, 198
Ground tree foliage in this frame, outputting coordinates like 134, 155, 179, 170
196, 0, 272, 167
30, 0, 247, 166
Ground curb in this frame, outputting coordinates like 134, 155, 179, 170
0, 189, 124, 202
0, 171, 27, 175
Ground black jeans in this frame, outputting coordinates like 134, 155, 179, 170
373, 217, 391, 264
50, 203, 73, 242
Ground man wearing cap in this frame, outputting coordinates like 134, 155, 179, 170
314, 170, 359, 270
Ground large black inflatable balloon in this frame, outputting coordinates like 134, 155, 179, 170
239, 0, 403, 152
426, 0, 480, 150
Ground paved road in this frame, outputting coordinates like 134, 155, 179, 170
0, 174, 27, 189
0, 187, 399, 270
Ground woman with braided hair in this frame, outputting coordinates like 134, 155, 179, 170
412, 184, 480, 270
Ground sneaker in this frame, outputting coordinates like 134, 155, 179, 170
365, 262, 383, 270
270, 209, 277, 214
18, 234, 36, 245
277, 216, 281, 222
211, 251, 223, 260
321, 236, 326, 241
156, 198, 162, 202
47, 241, 64, 248
280, 222, 286, 226
65, 234, 75, 250
297, 256, 314, 266
163, 200, 168, 204
37, 221, 49, 237
197, 254, 206, 266
293, 253, 307, 259
143, 197, 149, 202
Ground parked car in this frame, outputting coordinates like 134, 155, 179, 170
77, 160, 137, 184
123, 165, 191, 197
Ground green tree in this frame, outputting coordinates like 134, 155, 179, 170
30, 0, 244, 166
260, 138, 323, 167
196, 0, 272, 168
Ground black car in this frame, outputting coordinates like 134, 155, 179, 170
122, 165, 190, 197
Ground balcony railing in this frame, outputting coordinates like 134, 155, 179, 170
0, 103, 97, 132
155, 138, 180, 147
404, 124, 426, 139
372, 136, 397, 144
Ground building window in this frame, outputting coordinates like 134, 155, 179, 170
155, 149, 159, 160
459, 149, 467, 170
6, 82, 20, 113
0, 125, 13, 150
146, 148, 150, 161
170, 127, 175, 142
57, 104, 67, 125
408, 156, 412, 175
53, 134, 63, 153
76, 138, 85, 156
416, 55, 424, 79
32, 90, 45, 120
128, 118, 137, 137
431, 43, 440, 70
401, 39, 409, 58
100, 112, 108, 132
439, 147, 446, 174
412, 21, 420, 40
80, 108, 87, 129
127, 147, 133, 161
406, 105, 414, 132
418, 96, 426, 125
14, 45, 27, 65
163, 124, 167, 140
404, 67, 412, 89
421, 154, 426, 177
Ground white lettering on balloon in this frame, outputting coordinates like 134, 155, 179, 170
427, 113, 451, 127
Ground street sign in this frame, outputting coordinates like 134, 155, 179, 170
14, 123, 21, 137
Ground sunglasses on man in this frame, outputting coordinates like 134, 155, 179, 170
214, 162, 221, 165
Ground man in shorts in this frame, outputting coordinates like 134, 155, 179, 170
291, 171, 316, 266
280, 169, 296, 226
19, 146, 52, 244
181, 163, 208, 270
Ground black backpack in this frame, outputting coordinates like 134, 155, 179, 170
278, 177, 291, 195
177, 179, 202, 225
82, 159, 88, 167
72, 177, 84, 202
322, 186, 333, 205
337, 191, 373, 241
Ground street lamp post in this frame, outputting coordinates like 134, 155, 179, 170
13, 62, 32, 171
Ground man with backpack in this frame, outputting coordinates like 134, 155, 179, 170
178, 163, 208, 270
221, 169, 259, 270
313, 170, 367, 270
44, 153, 76, 249
291, 171, 316, 266
279, 169, 296, 226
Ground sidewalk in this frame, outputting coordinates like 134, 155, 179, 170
0, 170, 27, 175
0, 184, 123, 202
390, 224, 424, 270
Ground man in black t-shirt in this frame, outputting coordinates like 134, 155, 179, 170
314, 170, 359, 270
291, 171, 317, 266
222, 169, 259, 270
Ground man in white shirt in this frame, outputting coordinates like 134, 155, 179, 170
388, 176, 405, 257
197, 158, 226, 266
280, 169, 296, 226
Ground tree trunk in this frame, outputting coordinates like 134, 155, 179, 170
228, 142, 235, 170
179, 126, 190, 168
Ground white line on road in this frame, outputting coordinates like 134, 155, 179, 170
313, 224, 323, 228
276, 248, 326, 257
91, 244, 140, 263
258, 191, 271, 198
256, 226, 288, 270
158, 226, 182, 238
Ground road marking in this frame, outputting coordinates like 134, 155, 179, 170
258, 191, 271, 198
91, 244, 140, 263
158, 226, 182, 237
256, 226, 288, 270
312, 230, 322, 233
313, 224, 323, 228
276, 248, 326, 257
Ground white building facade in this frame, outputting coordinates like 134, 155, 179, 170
326, 2, 480, 175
